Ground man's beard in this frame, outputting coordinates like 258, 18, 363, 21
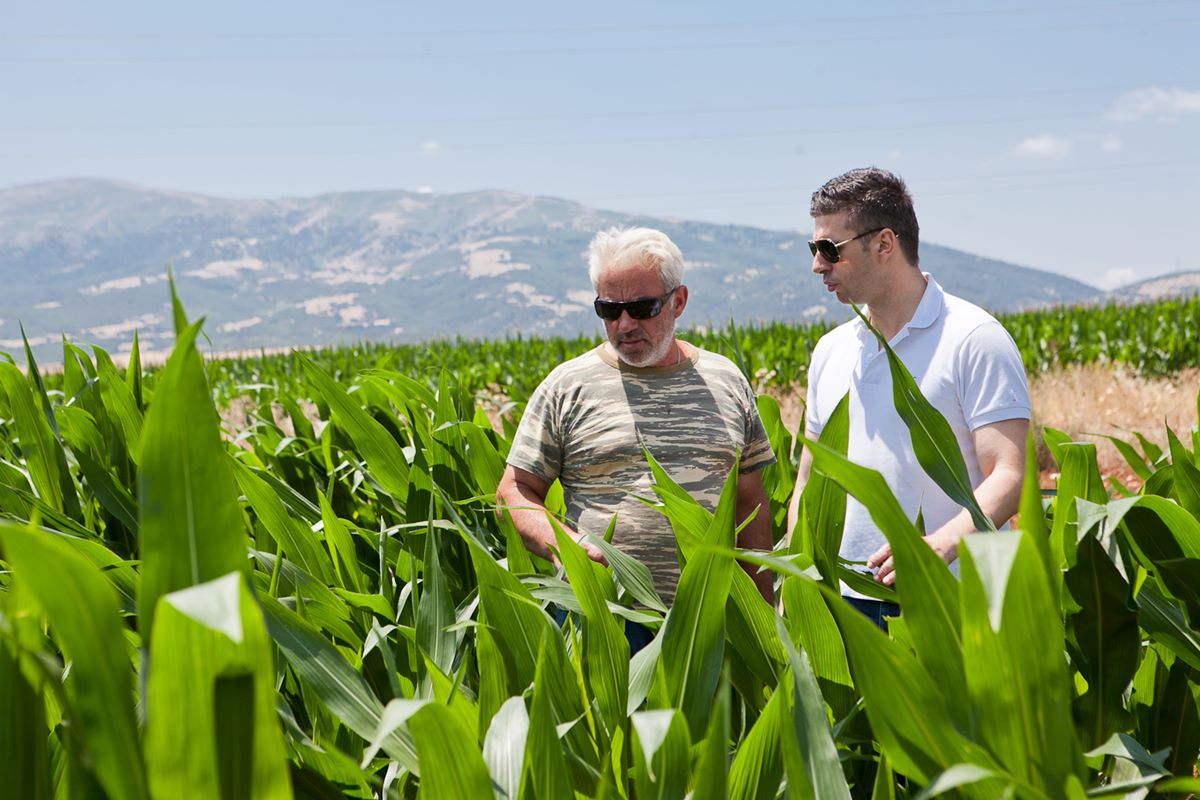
614, 330, 674, 368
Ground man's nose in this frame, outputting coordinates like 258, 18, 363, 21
812, 255, 831, 275
616, 311, 640, 331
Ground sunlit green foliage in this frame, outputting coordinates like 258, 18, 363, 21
0, 290, 1198, 798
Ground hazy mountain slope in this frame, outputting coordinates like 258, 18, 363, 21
0, 179, 1104, 362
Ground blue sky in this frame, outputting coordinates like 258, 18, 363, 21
4, 0, 1198, 288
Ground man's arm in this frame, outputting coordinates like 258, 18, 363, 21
736, 469, 776, 604
496, 465, 606, 565
868, 417, 1029, 586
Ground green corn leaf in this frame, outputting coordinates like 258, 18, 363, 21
0, 524, 149, 800
1049, 443, 1107, 574
483, 696, 529, 800
1166, 426, 1200, 518
232, 460, 335, 585
803, 437, 968, 720
1063, 533, 1139, 748
774, 615, 852, 800
798, 392, 850, 588
415, 526, 456, 678
854, 306, 993, 533
145, 572, 292, 800
259, 595, 420, 774
554, 520, 628, 745
318, 494, 365, 593
959, 532, 1084, 791
0, 363, 66, 513
821, 579, 1001, 788
523, 631, 573, 800
93, 347, 144, 465
690, 679, 730, 800
0, 640, 52, 800
1101, 435, 1153, 482
781, 570, 856, 723
409, 703, 494, 798
659, 459, 739, 740
631, 709, 690, 800
138, 320, 247, 643
1134, 579, 1200, 671
300, 356, 411, 504
727, 680, 784, 800
125, 330, 144, 409
1041, 427, 1072, 469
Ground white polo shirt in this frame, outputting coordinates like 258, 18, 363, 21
804, 275, 1030, 598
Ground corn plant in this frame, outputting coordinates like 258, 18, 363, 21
0, 286, 1198, 798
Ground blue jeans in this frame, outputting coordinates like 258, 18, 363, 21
844, 597, 900, 632
551, 606, 656, 656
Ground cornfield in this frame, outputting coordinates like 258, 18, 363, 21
1, 288, 1199, 798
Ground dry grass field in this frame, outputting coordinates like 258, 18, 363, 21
772, 364, 1200, 491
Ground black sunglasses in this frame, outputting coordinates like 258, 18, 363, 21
593, 287, 678, 321
807, 227, 888, 262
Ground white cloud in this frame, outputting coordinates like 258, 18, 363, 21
1099, 268, 1138, 290
1012, 134, 1072, 159
1107, 87, 1200, 122
34, 301, 61, 310
1100, 135, 1122, 153
419, 140, 442, 154
416, 186, 434, 194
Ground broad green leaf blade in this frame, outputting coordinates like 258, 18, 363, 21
232, 460, 334, 584
775, 615, 852, 800
300, 356, 411, 504
524, 633, 573, 800
0, 525, 149, 800
659, 459, 739, 740
804, 438, 968, 716
823, 580, 1000, 787
854, 306, 992, 533
1048, 443, 1106, 574
690, 679, 730, 800
138, 320, 247, 642
146, 573, 292, 800
1063, 533, 1138, 748
483, 696, 529, 800
1166, 426, 1200, 518
631, 709, 690, 800
0, 641, 51, 800
797, 392, 850, 587
727, 680, 785, 800
0, 363, 66, 513
416, 526, 456, 677
94, 347, 144, 465
554, 522, 628, 744
409, 704, 494, 798
259, 595, 420, 774
959, 533, 1083, 792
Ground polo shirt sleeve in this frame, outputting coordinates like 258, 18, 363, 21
506, 378, 564, 483
955, 320, 1031, 430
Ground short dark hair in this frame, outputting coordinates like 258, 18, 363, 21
810, 167, 920, 266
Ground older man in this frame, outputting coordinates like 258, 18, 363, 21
787, 167, 1031, 628
497, 226, 776, 614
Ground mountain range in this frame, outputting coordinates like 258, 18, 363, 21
0, 178, 1183, 365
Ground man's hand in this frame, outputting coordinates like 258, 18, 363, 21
864, 417, 1028, 587
496, 465, 607, 566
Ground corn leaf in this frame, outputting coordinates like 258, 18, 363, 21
138, 320, 247, 642
0, 524, 149, 800
409, 703, 494, 798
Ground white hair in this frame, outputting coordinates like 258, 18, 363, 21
586, 226, 685, 292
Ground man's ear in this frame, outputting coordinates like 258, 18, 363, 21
877, 229, 900, 262
672, 285, 689, 317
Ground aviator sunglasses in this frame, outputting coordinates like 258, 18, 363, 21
807, 227, 888, 263
593, 287, 678, 321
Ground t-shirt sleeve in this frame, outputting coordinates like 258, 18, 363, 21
506, 379, 563, 483
738, 377, 777, 473
956, 320, 1032, 430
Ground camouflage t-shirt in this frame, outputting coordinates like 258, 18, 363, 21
506, 344, 776, 602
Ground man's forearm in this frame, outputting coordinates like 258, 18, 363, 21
496, 482, 577, 562
925, 463, 1025, 562
736, 489, 776, 604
